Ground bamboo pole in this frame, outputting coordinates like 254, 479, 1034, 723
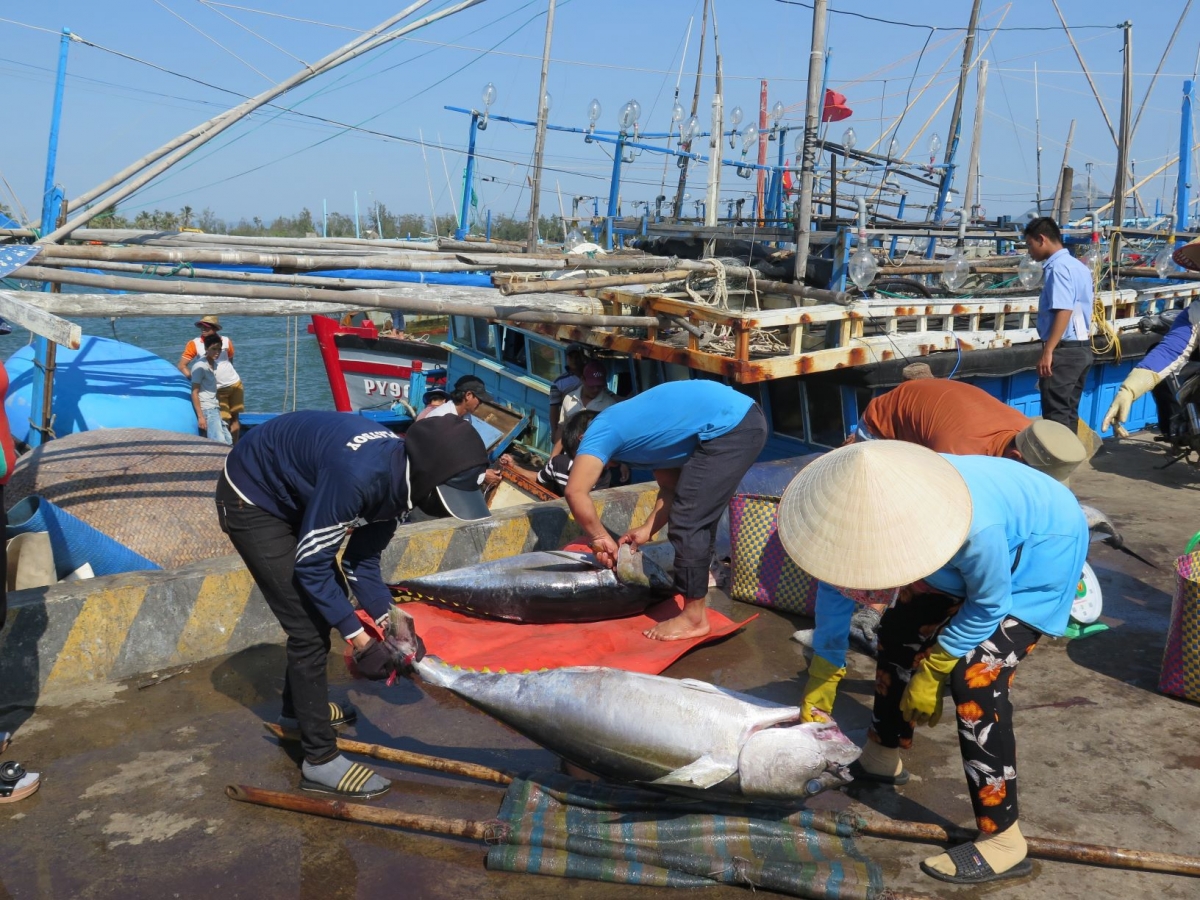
1051, 119, 1076, 218
672, 0, 709, 222
12, 269, 660, 327
3, 290, 360, 318
263, 723, 514, 785
851, 814, 1200, 878
525, 0, 556, 252
38, 244, 480, 273
73, 228, 444, 254
498, 269, 694, 295
226, 784, 499, 840
0, 293, 82, 348
47, 0, 488, 243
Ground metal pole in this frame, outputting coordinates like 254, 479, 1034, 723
1178, 79, 1194, 240
322, 198, 327, 238
30, 27, 72, 450
353, 191, 361, 239
1035, 61, 1043, 215
756, 79, 768, 222
704, 1, 723, 230
793, 0, 828, 281
457, 112, 479, 241
526, 0, 556, 251
672, 0, 709, 222
606, 134, 625, 250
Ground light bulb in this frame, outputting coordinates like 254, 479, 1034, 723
587, 98, 601, 125
671, 101, 683, 124
771, 100, 785, 123
618, 101, 635, 132
684, 115, 700, 142
940, 249, 970, 291
482, 82, 497, 108
1084, 241, 1104, 273
1154, 246, 1176, 278
849, 246, 878, 291
841, 127, 856, 151
628, 99, 641, 123
729, 106, 743, 127
1018, 254, 1042, 290
742, 124, 759, 153
794, 133, 804, 154
565, 228, 585, 252
928, 132, 942, 156
542, 91, 552, 112
888, 137, 899, 158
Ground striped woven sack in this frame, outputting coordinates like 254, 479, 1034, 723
728, 493, 817, 615
1160, 551, 1200, 703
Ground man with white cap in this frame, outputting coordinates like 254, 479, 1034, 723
215, 412, 490, 800
778, 442, 1087, 885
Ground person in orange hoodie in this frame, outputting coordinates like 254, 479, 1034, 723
0, 357, 40, 804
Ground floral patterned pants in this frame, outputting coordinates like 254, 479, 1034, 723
868, 590, 1041, 834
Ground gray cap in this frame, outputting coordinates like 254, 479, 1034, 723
1014, 419, 1087, 484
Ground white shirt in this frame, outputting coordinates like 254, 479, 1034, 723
559, 386, 617, 424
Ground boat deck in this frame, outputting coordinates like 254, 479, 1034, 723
1, 434, 1197, 899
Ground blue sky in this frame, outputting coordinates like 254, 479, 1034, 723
1, 1, 1197, 229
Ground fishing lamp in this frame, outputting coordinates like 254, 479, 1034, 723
480, 81, 497, 130
586, 99, 601, 141
1154, 245, 1177, 279
887, 137, 899, 159
629, 98, 642, 124
542, 92, 552, 113
928, 132, 942, 157
940, 248, 970, 292
671, 100, 684, 129
618, 101, 635, 134
1018, 254, 1043, 289
729, 105, 744, 148
770, 101, 785, 139
741, 124, 759, 154
848, 243, 878, 292
841, 127, 856, 152
683, 115, 701, 144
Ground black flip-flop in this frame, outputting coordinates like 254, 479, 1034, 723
920, 842, 1034, 884
0, 760, 40, 804
848, 759, 910, 786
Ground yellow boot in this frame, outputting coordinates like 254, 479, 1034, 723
920, 822, 1033, 884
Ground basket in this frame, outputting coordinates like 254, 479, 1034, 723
1159, 550, 1200, 703
728, 493, 817, 615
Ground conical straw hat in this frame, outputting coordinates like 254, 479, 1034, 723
777, 441, 973, 590
1173, 237, 1200, 273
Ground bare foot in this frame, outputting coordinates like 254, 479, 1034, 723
643, 599, 710, 641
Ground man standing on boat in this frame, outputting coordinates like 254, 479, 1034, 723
190, 333, 232, 445
178, 315, 244, 443
551, 361, 618, 456
1024, 217, 1094, 431
423, 375, 508, 487
561, 381, 767, 641
549, 346, 586, 447
216, 413, 491, 800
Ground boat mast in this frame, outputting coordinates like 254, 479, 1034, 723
705, 1, 723, 230
672, 0, 710, 223
793, 0, 828, 281
932, 0, 982, 227
526, 0, 557, 252
1111, 20, 1133, 268
961, 59, 988, 225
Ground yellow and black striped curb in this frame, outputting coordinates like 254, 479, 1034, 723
0, 483, 662, 704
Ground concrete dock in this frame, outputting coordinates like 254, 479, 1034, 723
1, 433, 1198, 899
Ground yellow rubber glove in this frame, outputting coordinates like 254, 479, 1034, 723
801, 655, 846, 723
1102, 367, 1162, 437
899, 645, 960, 727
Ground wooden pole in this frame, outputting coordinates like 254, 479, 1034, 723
1111, 21, 1133, 261
0, 293, 81, 348
46, 0, 488, 243
226, 784, 498, 840
1131, 0, 1192, 138
851, 814, 1200, 878
1056, 167, 1075, 224
11, 269, 661, 327
793, 0, 828, 281
498, 269, 694, 295
704, 0, 723, 231
672, 0, 709, 222
263, 723, 514, 785
525, 0, 557, 252
1050, 0, 1119, 147
1051, 119, 1076, 219
961, 59, 988, 223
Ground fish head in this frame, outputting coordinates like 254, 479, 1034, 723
737, 722, 861, 800
385, 606, 426, 670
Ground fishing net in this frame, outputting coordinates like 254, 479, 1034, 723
486, 773, 895, 899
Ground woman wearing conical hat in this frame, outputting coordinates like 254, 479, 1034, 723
778, 442, 1088, 885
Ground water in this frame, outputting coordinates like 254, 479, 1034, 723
0, 315, 337, 414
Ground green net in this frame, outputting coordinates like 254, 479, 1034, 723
486, 774, 892, 899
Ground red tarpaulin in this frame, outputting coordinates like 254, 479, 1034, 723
822, 89, 852, 123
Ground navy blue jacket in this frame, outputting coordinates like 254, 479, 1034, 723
224, 411, 407, 638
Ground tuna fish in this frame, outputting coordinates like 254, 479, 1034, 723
411, 654, 862, 801
388, 546, 673, 624
1079, 503, 1156, 568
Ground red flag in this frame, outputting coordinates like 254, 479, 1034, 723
822, 88, 852, 122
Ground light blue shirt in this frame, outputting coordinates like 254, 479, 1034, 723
811, 454, 1088, 666
577, 381, 753, 469
1037, 248, 1093, 342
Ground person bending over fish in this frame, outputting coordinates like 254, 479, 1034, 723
215, 412, 490, 800
561, 381, 767, 641
778, 441, 1087, 886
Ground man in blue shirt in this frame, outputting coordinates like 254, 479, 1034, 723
778, 442, 1087, 885
1025, 216, 1094, 429
216, 412, 490, 800
561, 381, 767, 641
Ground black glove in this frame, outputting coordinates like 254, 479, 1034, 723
384, 631, 426, 668
352, 638, 395, 681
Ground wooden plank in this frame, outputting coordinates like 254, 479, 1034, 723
0, 292, 83, 348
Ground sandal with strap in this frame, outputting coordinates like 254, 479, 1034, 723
848, 759, 910, 786
0, 760, 41, 804
278, 701, 358, 734
920, 842, 1034, 885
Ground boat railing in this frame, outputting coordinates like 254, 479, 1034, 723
522, 281, 1200, 384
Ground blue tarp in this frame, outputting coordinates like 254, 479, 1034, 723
6, 495, 160, 579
